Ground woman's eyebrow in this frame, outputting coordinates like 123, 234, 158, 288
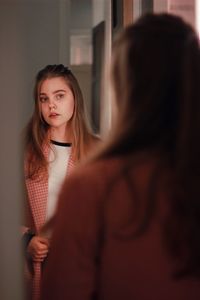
39, 89, 66, 96
53, 89, 66, 94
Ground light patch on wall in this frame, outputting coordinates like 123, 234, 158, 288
70, 33, 92, 65
168, 0, 196, 29
195, 0, 200, 37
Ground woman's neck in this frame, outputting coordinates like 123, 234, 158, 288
49, 127, 71, 143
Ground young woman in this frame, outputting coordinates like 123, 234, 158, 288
41, 14, 200, 300
22, 64, 99, 300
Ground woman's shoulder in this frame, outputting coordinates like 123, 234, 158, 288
59, 156, 123, 209
66, 156, 129, 189
70, 151, 165, 192
59, 152, 165, 214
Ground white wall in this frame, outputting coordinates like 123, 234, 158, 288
3, 0, 70, 126
92, 0, 105, 26
0, 3, 25, 299
0, 1, 70, 299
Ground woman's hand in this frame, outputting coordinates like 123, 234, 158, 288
27, 236, 50, 262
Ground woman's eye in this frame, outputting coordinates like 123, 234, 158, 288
56, 94, 64, 100
39, 97, 48, 103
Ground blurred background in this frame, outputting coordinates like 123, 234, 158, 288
0, 0, 199, 299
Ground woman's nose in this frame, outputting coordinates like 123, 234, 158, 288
49, 101, 56, 109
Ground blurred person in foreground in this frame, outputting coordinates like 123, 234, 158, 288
41, 13, 200, 300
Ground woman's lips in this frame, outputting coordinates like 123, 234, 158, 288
49, 113, 59, 117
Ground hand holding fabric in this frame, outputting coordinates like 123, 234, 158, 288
27, 236, 50, 262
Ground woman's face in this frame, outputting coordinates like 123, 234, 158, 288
39, 77, 75, 131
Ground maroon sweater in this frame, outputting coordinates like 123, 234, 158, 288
41, 155, 200, 300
